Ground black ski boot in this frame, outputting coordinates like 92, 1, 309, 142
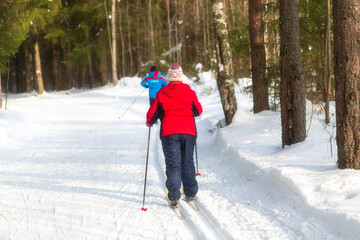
170, 199, 179, 207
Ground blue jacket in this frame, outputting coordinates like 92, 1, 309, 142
141, 71, 168, 99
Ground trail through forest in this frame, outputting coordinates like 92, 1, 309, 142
0, 78, 357, 239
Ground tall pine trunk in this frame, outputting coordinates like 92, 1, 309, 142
279, 0, 306, 147
64, 43, 73, 90
166, 0, 172, 61
85, 31, 93, 89
24, 39, 33, 93
52, 45, 60, 91
126, 0, 133, 75
249, 0, 269, 113
324, 0, 331, 124
202, 0, 208, 65
178, 0, 185, 66
334, 0, 360, 169
136, 2, 141, 74
100, 49, 108, 86
175, 0, 179, 63
15, 44, 24, 93
117, 3, 125, 78
195, 0, 200, 62
111, 0, 118, 85
212, 0, 237, 125
34, 38, 44, 94
148, 0, 155, 58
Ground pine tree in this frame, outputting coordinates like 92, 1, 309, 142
334, 0, 360, 169
279, 0, 306, 147
28, 0, 61, 94
0, 1, 30, 71
111, 0, 117, 85
0, 0, 31, 107
324, 0, 331, 124
249, 0, 269, 113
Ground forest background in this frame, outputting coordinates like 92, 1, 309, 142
0, 0, 329, 104
6, 0, 360, 170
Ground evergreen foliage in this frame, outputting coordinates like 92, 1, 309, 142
0, 0, 30, 72
0, 0, 335, 105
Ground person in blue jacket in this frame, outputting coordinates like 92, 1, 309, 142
141, 66, 168, 105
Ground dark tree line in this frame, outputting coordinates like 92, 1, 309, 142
0, 1, 334, 99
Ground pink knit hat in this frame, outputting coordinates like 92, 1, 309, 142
166, 63, 183, 81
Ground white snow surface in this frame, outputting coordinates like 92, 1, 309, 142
1, 72, 360, 240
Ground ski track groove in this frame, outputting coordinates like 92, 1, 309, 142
52, 205, 67, 240
15, 181, 31, 239
187, 200, 235, 240
150, 125, 231, 240
80, 117, 146, 239
74, 125, 129, 239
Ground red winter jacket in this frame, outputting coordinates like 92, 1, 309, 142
146, 81, 203, 138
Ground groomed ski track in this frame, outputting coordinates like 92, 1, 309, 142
0, 84, 347, 239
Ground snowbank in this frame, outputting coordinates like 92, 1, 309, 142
207, 80, 360, 239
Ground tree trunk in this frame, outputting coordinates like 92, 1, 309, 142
228, 0, 236, 27
126, 0, 133, 75
195, 0, 200, 62
77, 72, 83, 89
203, 0, 208, 65
100, 49, 108, 86
52, 45, 60, 91
263, 0, 279, 111
249, 0, 269, 113
117, 3, 125, 78
212, 0, 237, 125
63, 40, 74, 90
166, 0, 172, 61
148, 0, 155, 58
324, 0, 331, 124
179, 0, 185, 66
175, 0, 179, 63
279, 0, 306, 147
206, 0, 212, 65
24, 39, 33, 93
34, 38, 45, 94
15, 44, 24, 93
111, 0, 118, 85
6, 61, 10, 109
136, 1, 141, 74
334, 0, 360, 169
85, 30, 93, 89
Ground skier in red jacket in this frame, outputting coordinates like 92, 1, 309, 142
146, 63, 203, 207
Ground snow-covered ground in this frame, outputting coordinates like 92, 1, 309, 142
0, 72, 359, 239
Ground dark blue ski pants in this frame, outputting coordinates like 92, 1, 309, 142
161, 134, 198, 201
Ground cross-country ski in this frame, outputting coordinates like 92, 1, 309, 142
168, 201, 184, 220
183, 197, 199, 212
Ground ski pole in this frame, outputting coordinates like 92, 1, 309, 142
119, 88, 146, 120
141, 126, 151, 211
195, 141, 201, 176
